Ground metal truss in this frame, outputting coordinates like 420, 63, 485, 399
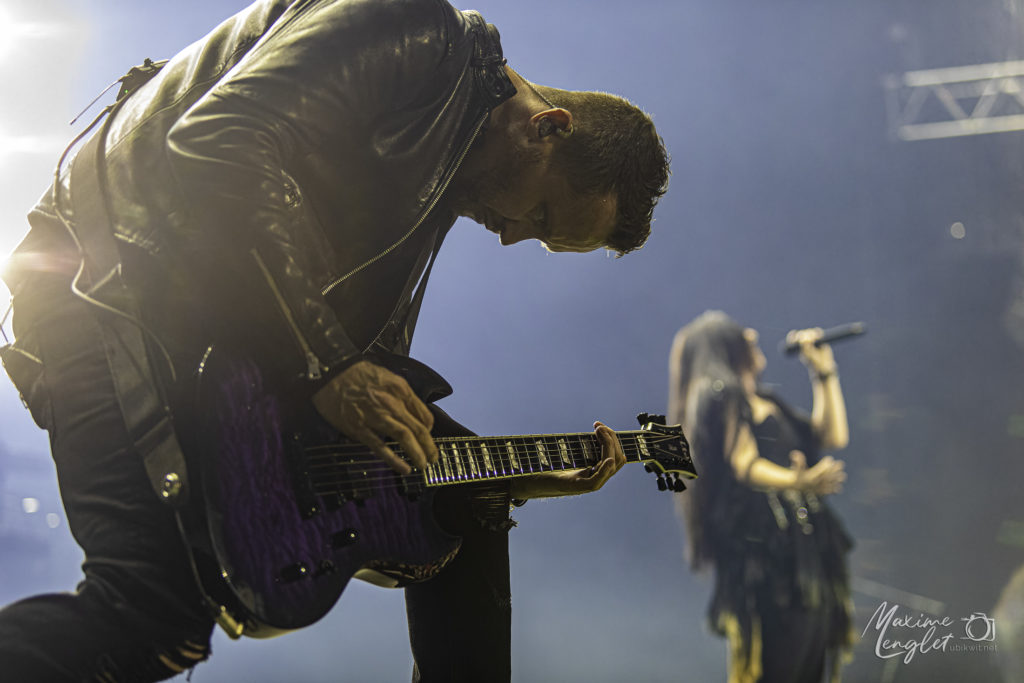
884, 59, 1024, 141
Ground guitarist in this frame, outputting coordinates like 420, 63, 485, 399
0, 0, 670, 681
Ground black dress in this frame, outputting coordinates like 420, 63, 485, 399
708, 391, 853, 683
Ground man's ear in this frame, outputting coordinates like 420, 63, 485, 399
531, 108, 573, 139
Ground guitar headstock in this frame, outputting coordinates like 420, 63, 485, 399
636, 413, 696, 493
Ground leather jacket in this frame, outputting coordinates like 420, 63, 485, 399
9, 0, 514, 382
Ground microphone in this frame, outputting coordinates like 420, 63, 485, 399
780, 322, 866, 355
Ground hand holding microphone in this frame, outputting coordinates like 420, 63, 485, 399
781, 322, 865, 380
780, 322, 866, 355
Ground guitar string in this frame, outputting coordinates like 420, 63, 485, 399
299, 432, 674, 455
298, 437, 682, 475
304, 461, 690, 499
219, 426, 687, 498
298, 431, 679, 456
302, 440, 670, 471
302, 445, 654, 475
303, 458, 693, 500
294, 442, 691, 498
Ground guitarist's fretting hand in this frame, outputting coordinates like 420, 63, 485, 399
509, 421, 627, 500
312, 360, 438, 474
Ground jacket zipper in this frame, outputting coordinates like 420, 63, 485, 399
251, 248, 326, 380
251, 112, 486, 380
321, 111, 488, 298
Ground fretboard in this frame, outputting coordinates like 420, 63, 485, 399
421, 430, 654, 487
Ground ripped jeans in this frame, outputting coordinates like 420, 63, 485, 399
0, 275, 512, 682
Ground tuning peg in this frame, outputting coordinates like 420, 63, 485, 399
672, 474, 687, 492
643, 464, 652, 473
637, 413, 650, 426
637, 413, 666, 426
656, 473, 667, 491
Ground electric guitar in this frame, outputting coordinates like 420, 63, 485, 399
180, 347, 694, 638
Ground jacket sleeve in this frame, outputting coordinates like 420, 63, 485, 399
165, 0, 455, 378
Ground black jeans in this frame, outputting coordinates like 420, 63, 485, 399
0, 277, 511, 682
0, 278, 216, 681
405, 410, 513, 683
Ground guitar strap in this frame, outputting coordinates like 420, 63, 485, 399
62, 61, 189, 507
370, 217, 452, 356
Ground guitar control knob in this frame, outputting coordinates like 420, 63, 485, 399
277, 562, 310, 583
331, 528, 359, 549
316, 559, 337, 577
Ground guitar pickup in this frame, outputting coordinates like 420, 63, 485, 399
286, 432, 320, 519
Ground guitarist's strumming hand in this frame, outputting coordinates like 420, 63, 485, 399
509, 421, 627, 500
312, 360, 438, 475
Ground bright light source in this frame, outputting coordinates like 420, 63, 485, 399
950, 222, 966, 240
0, 125, 65, 160
22, 497, 40, 514
46, 513, 61, 528
0, 6, 62, 62
0, 6, 14, 60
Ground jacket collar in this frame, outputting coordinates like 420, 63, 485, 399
463, 11, 517, 109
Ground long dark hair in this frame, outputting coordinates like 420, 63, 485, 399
668, 311, 757, 570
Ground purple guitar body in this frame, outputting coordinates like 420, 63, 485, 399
181, 346, 695, 638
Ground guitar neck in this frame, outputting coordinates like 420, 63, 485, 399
421, 430, 654, 488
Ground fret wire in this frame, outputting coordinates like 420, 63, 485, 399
556, 435, 572, 469
496, 437, 510, 476
498, 437, 511, 476
452, 441, 465, 481
481, 438, 498, 477
505, 439, 521, 474
302, 442, 661, 470
480, 440, 495, 478
569, 436, 585, 466
534, 437, 548, 471
469, 439, 484, 479
465, 441, 476, 481
307, 458, 695, 499
503, 438, 519, 474
474, 440, 486, 477
581, 435, 594, 465
562, 435, 578, 468
302, 430, 666, 459
441, 442, 453, 482
453, 441, 464, 482
465, 440, 478, 479
547, 435, 564, 471
453, 441, 464, 481
544, 435, 558, 471
464, 439, 478, 479
301, 432, 674, 470
463, 440, 475, 480
484, 438, 502, 477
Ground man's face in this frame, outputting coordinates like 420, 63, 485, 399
458, 148, 617, 253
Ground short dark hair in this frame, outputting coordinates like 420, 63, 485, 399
534, 85, 670, 254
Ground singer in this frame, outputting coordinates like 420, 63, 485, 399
668, 311, 854, 683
